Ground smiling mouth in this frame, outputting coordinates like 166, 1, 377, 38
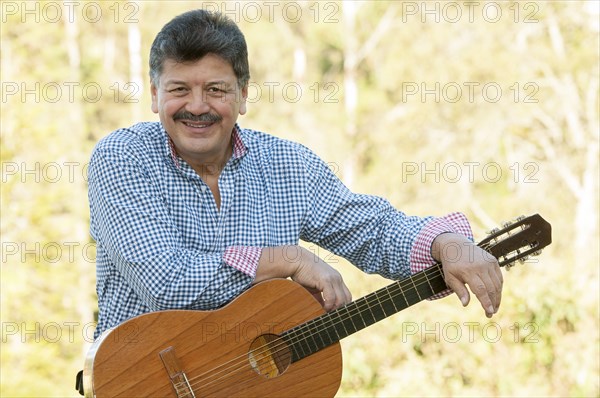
181, 121, 214, 129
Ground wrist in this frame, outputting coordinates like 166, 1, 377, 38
431, 233, 471, 263
254, 245, 303, 283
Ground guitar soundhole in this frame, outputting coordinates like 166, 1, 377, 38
248, 333, 291, 379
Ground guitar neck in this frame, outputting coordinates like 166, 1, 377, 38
280, 214, 551, 363
281, 263, 447, 363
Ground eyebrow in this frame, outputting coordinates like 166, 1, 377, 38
163, 79, 187, 86
163, 79, 234, 87
206, 80, 229, 86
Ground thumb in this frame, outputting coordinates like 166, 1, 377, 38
444, 273, 470, 307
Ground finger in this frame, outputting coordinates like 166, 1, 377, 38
488, 267, 503, 312
483, 255, 502, 311
322, 275, 352, 311
320, 287, 334, 311
342, 283, 353, 304
328, 280, 348, 311
444, 273, 470, 307
493, 262, 504, 285
468, 274, 496, 318
321, 281, 342, 312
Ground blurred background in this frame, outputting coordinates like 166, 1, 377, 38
1, 1, 598, 396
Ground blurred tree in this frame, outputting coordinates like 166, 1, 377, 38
0, 1, 597, 396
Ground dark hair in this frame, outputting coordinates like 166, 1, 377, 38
149, 9, 250, 88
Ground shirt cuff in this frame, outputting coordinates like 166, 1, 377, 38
410, 212, 474, 300
223, 246, 262, 278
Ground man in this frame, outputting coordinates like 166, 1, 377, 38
88, 9, 502, 342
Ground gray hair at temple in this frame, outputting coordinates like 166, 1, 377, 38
149, 9, 250, 88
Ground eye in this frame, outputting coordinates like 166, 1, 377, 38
168, 87, 188, 94
207, 87, 225, 93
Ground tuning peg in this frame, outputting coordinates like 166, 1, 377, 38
518, 255, 530, 264
487, 227, 500, 235
514, 215, 525, 222
502, 221, 512, 228
531, 250, 542, 256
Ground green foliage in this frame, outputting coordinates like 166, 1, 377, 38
1, 1, 598, 397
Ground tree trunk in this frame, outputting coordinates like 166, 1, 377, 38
342, 1, 359, 188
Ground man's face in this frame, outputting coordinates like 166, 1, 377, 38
151, 54, 247, 168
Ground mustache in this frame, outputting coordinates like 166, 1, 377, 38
173, 111, 222, 123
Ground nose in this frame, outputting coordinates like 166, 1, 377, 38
185, 89, 211, 115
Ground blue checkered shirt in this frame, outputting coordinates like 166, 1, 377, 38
88, 122, 471, 338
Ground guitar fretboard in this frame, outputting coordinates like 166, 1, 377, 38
281, 264, 448, 363
279, 214, 550, 364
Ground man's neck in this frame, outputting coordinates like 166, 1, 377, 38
186, 143, 232, 181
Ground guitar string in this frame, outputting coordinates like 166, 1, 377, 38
186, 243, 510, 394
187, 264, 451, 395
176, 228, 531, 394
179, 241, 499, 394
179, 239, 504, 394
180, 242, 503, 394
179, 260, 469, 394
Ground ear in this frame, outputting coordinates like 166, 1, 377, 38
238, 85, 248, 116
150, 82, 158, 114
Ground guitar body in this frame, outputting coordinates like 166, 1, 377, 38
84, 279, 342, 397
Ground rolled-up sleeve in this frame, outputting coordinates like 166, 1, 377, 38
410, 212, 474, 299
223, 246, 262, 278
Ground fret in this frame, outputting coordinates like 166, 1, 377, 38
286, 324, 318, 362
385, 284, 400, 312
318, 316, 337, 347
378, 285, 398, 315
329, 317, 342, 340
312, 317, 328, 349
291, 327, 310, 360
319, 311, 338, 344
424, 268, 436, 294
282, 332, 301, 362
332, 309, 349, 338
409, 276, 423, 302
366, 292, 387, 322
358, 296, 377, 326
351, 301, 368, 330
401, 278, 422, 308
419, 272, 435, 297
317, 312, 341, 344
396, 281, 411, 308
303, 319, 323, 353
339, 306, 358, 338
426, 266, 448, 294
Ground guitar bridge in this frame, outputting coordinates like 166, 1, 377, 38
159, 346, 196, 398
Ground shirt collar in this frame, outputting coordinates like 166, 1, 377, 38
162, 123, 248, 170
231, 124, 248, 159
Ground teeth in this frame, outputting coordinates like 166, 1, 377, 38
184, 122, 208, 128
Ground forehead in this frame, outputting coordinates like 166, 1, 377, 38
159, 54, 237, 85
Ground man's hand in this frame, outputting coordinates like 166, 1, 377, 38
254, 246, 352, 311
432, 233, 503, 318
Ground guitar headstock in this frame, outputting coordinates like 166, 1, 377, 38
478, 214, 552, 268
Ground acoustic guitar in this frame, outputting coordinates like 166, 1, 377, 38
82, 214, 551, 397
